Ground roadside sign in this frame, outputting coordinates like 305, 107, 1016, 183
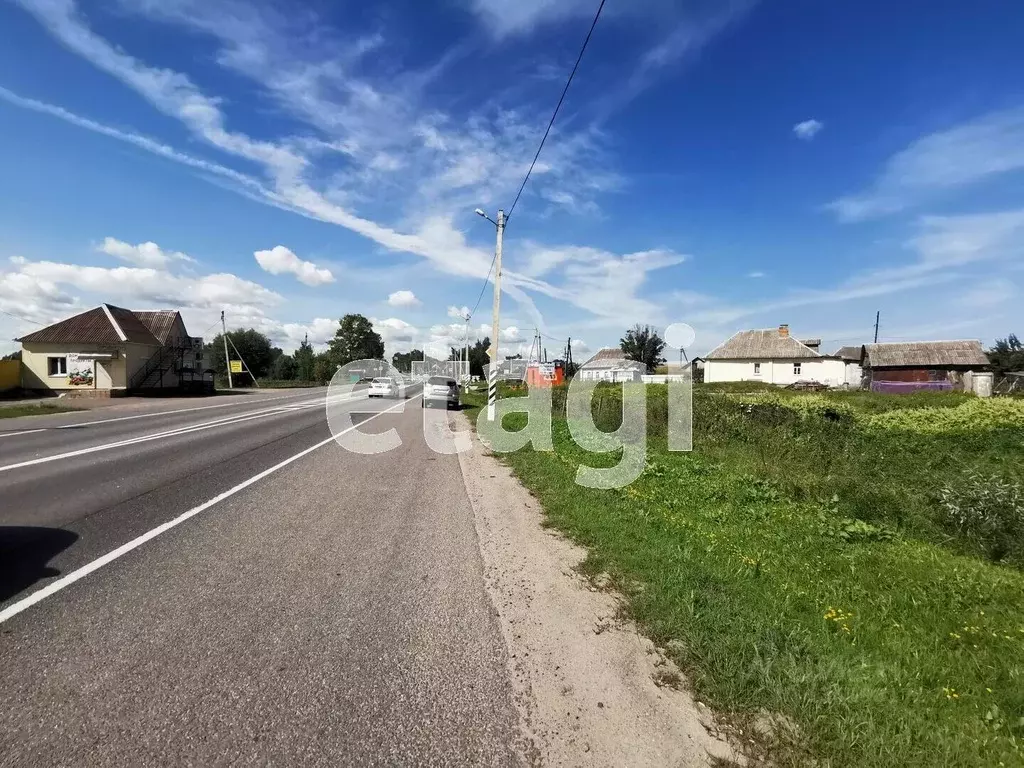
229, 360, 243, 373
486, 344, 496, 359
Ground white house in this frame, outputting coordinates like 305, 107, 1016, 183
833, 345, 865, 388
577, 348, 647, 382
704, 325, 849, 387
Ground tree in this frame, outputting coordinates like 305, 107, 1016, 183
1, 350, 20, 362
327, 314, 384, 367
467, 337, 491, 378
294, 336, 316, 382
209, 329, 276, 383
620, 324, 666, 373
392, 349, 424, 373
271, 353, 298, 380
988, 334, 1024, 378
312, 352, 336, 384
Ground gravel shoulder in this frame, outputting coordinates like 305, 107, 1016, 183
453, 411, 739, 767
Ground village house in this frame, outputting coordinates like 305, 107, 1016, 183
861, 341, 991, 393
577, 348, 647, 382
704, 325, 848, 387
17, 304, 207, 396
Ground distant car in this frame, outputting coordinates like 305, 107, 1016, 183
368, 377, 399, 398
423, 376, 459, 409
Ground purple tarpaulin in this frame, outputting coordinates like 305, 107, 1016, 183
870, 380, 953, 394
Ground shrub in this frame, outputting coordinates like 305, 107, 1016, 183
938, 471, 1024, 563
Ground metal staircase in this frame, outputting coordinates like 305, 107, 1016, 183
128, 344, 189, 391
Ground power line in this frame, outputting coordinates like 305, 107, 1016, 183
468, 252, 499, 320
0, 308, 44, 327
506, 0, 607, 223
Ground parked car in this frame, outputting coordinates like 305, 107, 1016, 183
368, 377, 399, 398
423, 376, 460, 409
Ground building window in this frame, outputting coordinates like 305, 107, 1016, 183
48, 357, 68, 377
753, 362, 761, 375
793, 363, 802, 376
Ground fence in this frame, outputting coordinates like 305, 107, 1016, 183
0, 360, 19, 391
411, 359, 470, 382
870, 380, 953, 394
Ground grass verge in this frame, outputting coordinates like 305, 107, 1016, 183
0, 403, 83, 419
461, 386, 1024, 767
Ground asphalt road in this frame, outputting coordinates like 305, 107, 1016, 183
0, 388, 525, 766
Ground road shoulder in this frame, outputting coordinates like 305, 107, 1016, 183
454, 411, 739, 767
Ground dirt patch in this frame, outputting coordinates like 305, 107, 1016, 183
453, 411, 740, 767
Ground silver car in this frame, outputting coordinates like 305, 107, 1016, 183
423, 376, 460, 409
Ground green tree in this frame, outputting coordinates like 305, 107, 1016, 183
312, 352, 336, 384
327, 314, 384, 367
988, 334, 1024, 378
271, 353, 298, 380
209, 329, 276, 383
392, 349, 424, 373
294, 336, 316, 382
1, 350, 20, 361
620, 324, 666, 373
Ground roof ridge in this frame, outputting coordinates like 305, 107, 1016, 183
101, 304, 128, 343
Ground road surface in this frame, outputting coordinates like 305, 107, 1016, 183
0, 388, 525, 766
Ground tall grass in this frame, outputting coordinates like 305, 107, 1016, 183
462, 385, 1024, 766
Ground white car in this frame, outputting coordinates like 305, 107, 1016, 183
423, 376, 460, 409
368, 377, 399, 398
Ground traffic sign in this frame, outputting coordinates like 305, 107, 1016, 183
229, 360, 243, 373
486, 345, 496, 359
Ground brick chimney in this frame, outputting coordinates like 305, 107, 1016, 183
778, 324, 790, 338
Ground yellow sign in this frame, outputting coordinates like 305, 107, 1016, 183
486, 345, 496, 359
229, 360, 243, 373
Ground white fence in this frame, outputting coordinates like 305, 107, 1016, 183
641, 374, 690, 384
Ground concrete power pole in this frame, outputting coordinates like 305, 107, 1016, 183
462, 311, 470, 392
874, 311, 880, 344
487, 209, 505, 421
221, 310, 233, 389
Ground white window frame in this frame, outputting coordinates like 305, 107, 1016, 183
753, 362, 761, 376
47, 356, 68, 377
793, 362, 802, 376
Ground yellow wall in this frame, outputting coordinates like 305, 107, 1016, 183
20, 343, 142, 390
0, 360, 19, 391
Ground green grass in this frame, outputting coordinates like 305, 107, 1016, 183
0, 403, 83, 418
462, 386, 1024, 766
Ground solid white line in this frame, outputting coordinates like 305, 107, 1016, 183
0, 398, 331, 473
0, 396, 414, 625
54, 390, 320, 429
0, 429, 48, 440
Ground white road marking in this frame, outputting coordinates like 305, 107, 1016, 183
53, 390, 319, 429
0, 429, 48, 440
0, 397, 336, 473
0, 395, 416, 625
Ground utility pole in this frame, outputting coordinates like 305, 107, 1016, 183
873, 311, 880, 344
462, 312, 470, 391
221, 310, 233, 389
487, 209, 505, 421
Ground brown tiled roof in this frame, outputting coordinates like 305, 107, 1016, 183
706, 329, 820, 360
18, 304, 161, 345
864, 341, 990, 368
134, 310, 181, 344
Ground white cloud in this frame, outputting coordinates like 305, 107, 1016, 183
387, 290, 420, 307
957, 279, 1016, 309
447, 305, 470, 319
254, 246, 334, 286
467, 0, 594, 37
98, 237, 195, 268
793, 119, 823, 141
747, 271, 765, 278
828, 107, 1024, 221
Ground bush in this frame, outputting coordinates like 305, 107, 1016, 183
938, 472, 1024, 563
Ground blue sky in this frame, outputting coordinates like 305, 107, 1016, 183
1, 0, 1022, 359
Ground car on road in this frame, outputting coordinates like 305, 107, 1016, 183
423, 376, 460, 409
368, 377, 400, 398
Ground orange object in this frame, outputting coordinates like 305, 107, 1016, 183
526, 361, 564, 388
